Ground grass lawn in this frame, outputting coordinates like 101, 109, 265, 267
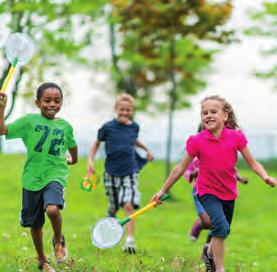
0, 154, 277, 271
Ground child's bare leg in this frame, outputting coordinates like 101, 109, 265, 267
107, 209, 118, 217
199, 212, 212, 229
124, 202, 135, 237
46, 204, 67, 262
30, 226, 47, 263
122, 202, 136, 253
209, 237, 225, 272
46, 204, 62, 243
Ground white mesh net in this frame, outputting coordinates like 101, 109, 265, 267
5, 33, 36, 66
91, 217, 124, 248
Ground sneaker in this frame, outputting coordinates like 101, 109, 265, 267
38, 261, 55, 272
106, 208, 117, 218
106, 213, 117, 218
122, 238, 136, 254
189, 218, 202, 241
52, 235, 68, 263
203, 244, 216, 272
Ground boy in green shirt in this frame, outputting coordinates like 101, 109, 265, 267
0, 82, 78, 272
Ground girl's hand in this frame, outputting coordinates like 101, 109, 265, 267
0, 93, 7, 108
264, 176, 276, 187
150, 189, 166, 205
146, 150, 154, 161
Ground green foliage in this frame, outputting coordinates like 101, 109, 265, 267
109, 0, 234, 174
0, 0, 107, 104
1, 154, 277, 271
245, 1, 277, 88
110, 0, 233, 111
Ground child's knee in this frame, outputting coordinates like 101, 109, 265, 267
202, 219, 212, 229
200, 214, 212, 229
213, 220, 230, 238
124, 202, 134, 213
46, 205, 60, 217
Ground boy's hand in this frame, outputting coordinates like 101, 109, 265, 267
86, 164, 95, 178
264, 176, 276, 187
0, 93, 7, 108
146, 150, 154, 161
66, 152, 74, 165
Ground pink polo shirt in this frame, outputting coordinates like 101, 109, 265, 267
186, 127, 247, 200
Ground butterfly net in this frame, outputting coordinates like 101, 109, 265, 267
91, 217, 124, 248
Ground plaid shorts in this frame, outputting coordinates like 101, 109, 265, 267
104, 172, 140, 215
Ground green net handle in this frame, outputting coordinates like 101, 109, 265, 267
159, 193, 170, 201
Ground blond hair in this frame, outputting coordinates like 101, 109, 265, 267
115, 93, 135, 107
201, 95, 239, 129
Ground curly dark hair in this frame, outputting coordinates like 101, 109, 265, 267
36, 82, 63, 101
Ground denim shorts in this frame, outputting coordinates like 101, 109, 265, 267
200, 194, 235, 238
192, 187, 206, 216
20, 181, 64, 228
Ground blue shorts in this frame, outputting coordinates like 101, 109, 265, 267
20, 181, 65, 228
192, 187, 206, 216
200, 194, 235, 238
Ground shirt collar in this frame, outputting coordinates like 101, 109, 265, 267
202, 126, 229, 140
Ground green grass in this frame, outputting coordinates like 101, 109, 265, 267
0, 154, 277, 271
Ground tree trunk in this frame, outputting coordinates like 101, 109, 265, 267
165, 37, 177, 178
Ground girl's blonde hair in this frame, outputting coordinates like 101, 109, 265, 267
115, 93, 135, 107
201, 95, 239, 129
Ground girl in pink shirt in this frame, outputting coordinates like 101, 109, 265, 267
152, 95, 276, 272
184, 157, 248, 243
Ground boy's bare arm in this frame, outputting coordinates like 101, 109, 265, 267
67, 146, 78, 165
0, 93, 8, 135
87, 140, 101, 175
135, 140, 154, 161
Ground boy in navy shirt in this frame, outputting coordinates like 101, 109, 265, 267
87, 93, 153, 253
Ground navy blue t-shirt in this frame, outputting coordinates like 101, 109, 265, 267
98, 119, 147, 176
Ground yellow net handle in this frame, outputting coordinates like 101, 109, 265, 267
1, 66, 15, 93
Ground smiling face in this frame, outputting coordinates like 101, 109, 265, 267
35, 87, 63, 119
201, 99, 228, 136
115, 100, 134, 124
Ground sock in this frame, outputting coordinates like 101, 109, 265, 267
126, 236, 134, 243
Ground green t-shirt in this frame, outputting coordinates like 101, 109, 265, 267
6, 114, 77, 191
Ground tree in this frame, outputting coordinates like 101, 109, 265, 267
109, 0, 233, 176
245, 1, 277, 88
